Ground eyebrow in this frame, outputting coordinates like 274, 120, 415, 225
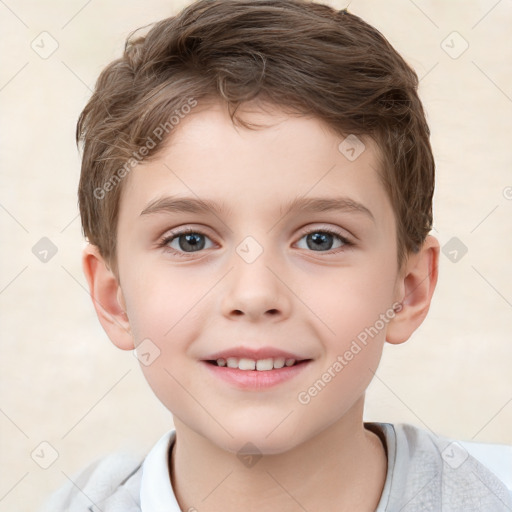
279, 196, 375, 221
140, 196, 231, 217
140, 195, 374, 222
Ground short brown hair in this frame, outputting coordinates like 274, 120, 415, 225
77, 0, 434, 274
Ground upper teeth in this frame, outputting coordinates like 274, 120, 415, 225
216, 357, 296, 371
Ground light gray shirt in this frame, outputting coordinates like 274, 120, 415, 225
39, 422, 512, 511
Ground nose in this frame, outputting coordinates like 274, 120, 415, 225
221, 249, 292, 322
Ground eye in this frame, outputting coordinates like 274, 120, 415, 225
159, 228, 214, 255
295, 228, 352, 253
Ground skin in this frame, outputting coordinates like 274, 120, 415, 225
83, 100, 439, 512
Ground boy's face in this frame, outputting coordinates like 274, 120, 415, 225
94, 101, 427, 454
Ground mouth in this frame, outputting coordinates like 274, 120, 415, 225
202, 356, 312, 389
204, 357, 312, 371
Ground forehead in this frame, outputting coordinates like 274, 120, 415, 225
119, 101, 393, 226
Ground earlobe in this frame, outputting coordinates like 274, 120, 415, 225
82, 244, 135, 351
386, 235, 440, 345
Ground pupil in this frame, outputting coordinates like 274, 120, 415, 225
307, 232, 332, 251
180, 233, 205, 251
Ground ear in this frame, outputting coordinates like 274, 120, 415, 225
82, 244, 135, 351
386, 235, 440, 345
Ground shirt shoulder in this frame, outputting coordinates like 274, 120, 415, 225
37, 452, 143, 512
368, 422, 512, 512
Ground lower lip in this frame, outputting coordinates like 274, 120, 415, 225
201, 360, 311, 390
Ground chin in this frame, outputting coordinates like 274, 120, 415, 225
210, 418, 304, 456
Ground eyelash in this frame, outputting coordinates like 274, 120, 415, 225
157, 226, 354, 258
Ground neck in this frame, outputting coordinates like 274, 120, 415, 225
169, 399, 387, 512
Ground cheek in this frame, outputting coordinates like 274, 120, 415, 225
124, 270, 204, 409
304, 258, 398, 343
123, 263, 211, 342
296, 272, 391, 421
121, 264, 213, 399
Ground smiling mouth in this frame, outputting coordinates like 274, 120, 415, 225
205, 357, 311, 371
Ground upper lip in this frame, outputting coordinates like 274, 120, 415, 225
204, 346, 310, 361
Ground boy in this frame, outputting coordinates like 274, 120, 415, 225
41, 0, 512, 510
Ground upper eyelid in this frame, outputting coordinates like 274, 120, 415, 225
296, 224, 351, 238
161, 224, 353, 247
160, 225, 216, 242
161, 224, 350, 237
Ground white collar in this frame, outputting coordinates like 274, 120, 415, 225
140, 429, 182, 512
139, 424, 394, 511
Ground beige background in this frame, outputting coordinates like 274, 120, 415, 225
1, 1, 511, 511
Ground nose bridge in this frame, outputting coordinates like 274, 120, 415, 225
221, 234, 291, 321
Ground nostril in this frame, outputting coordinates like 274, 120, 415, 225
230, 309, 279, 316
